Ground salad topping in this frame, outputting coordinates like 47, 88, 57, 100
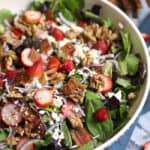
0, 0, 146, 150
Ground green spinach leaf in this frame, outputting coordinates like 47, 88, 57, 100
126, 54, 139, 76
116, 78, 135, 89
61, 122, 72, 147
0, 129, 7, 142
85, 90, 113, 141
120, 31, 131, 54
102, 62, 112, 77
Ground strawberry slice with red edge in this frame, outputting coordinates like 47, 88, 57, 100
12, 27, 24, 39
16, 137, 34, 150
93, 40, 109, 54
26, 59, 44, 78
61, 101, 75, 118
1, 103, 22, 126
144, 141, 150, 150
142, 33, 150, 41
52, 28, 64, 41
60, 59, 74, 73
34, 88, 53, 108
47, 56, 61, 71
6, 70, 18, 81
95, 74, 113, 93
21, 48, 34, 67
94, 108, 108, 122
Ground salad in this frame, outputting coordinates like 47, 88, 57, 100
0, 0, 146, 150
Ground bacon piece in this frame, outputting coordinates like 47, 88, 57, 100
40, 39, 51, 53
71, 128, 92, 146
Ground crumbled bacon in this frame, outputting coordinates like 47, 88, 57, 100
71, 128, 92, 146
40, 39, 51, 53
63, 77, 86, 104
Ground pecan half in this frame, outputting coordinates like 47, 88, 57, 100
63, 77, 86, 104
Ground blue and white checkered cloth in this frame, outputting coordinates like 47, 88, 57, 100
109, 2, 150, 150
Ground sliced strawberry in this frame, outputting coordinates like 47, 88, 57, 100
34, 88, 53, 108
21, 48, 34, 67
6, 70, 18, 81
16, 137, 34, 150
26, 59, 44, 78
23, 10, 41, 24
95, 74, 113, 93
12, 27, 24, 39
47, 56, 61, 71
144, 141, 150, 150
52, 28, 64, 41
94, 108, 108, 122
61, 102, 75, 118
60, 59, 74, 73
1, 103, 22, 126
93, 40, 109, 54
142, 33, 150, 41
0, 78, 4, 88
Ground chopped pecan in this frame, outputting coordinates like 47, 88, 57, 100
6, 136, 19, 146
82, 51, 93, 66
6, 90, 23, 99
61, 43, 75, 59
95, 25, 118, 43
71, 128, 92, 146
22, 106, 46, 138
68, 113, 83, 129
14, 14, 46, 37
82, 24, 98, 42
40, 39, 51, 53
63, 77, 86, 104
66, 29, 80, 39
46, 68, 66, 85
89, 75, 103, 91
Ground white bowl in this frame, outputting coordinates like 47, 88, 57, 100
0, 0, 150, 149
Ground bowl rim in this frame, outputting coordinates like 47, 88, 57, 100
95, 0, 150, 150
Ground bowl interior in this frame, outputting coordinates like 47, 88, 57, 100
0, 0, 150, 150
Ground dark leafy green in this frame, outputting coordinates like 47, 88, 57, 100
61, 122, 72, 147
116, 78, 135, 89
85, 90, 113, 141
0, 9, 13, 34
82, 10, 112, 28
0, 129, 8, 142
78, 140, 97, 150
51, 0, 84, 21
102, 62, 112, 77
120, 31, 131, 54
35, 133, 52, 149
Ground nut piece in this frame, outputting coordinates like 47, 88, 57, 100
128, 92, 136, 100
40, 39, 51, 54
89, 76, 103, 91
6, 90, 23, 99
63, 77, 86, 104
61, 43, 75, 59
46, 68, 66, 85
66, 29, 80, 39
68, 113, 83, 129
71, 128, 92, 146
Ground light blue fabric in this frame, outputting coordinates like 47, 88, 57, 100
109, 10, 150, 150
